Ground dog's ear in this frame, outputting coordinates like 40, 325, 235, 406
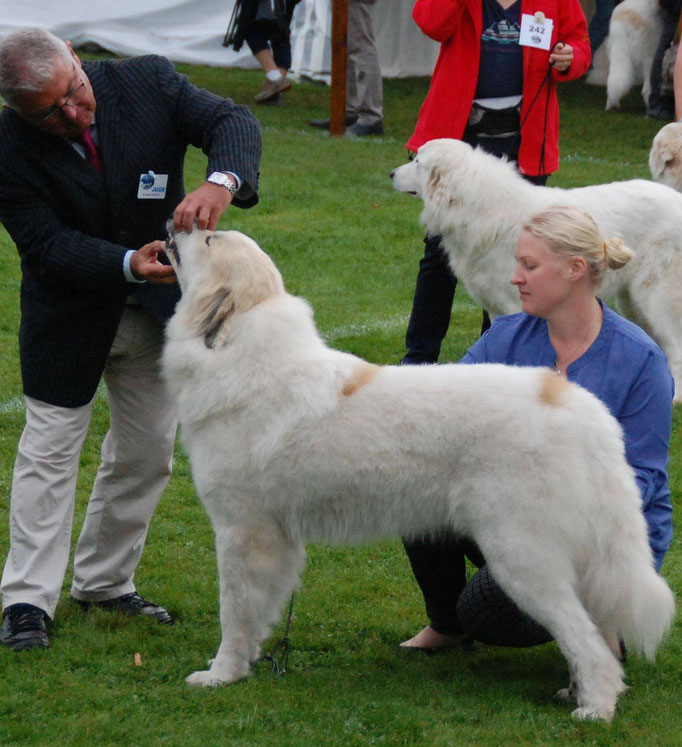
649, 141, 676, 180
424, 164, 449, 208
649, 126, 682, 184
201, 288, 235, 349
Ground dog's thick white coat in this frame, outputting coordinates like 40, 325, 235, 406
392, 138, 682, 400
162, 229, 674, 722
589, 0, 662, 109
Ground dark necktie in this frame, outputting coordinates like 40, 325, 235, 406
79, 127, 103, 174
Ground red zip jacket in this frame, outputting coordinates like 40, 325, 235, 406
407, 0, 591, 175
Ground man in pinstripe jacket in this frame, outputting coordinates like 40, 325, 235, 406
0, 28, 262, 650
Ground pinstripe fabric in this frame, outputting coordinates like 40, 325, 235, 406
0, 55, 262, 407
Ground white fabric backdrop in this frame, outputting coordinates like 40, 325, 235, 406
0, 0, 439, 78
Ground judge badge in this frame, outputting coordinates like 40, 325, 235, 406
137, 170, 168, 199
519, 10, 554, 51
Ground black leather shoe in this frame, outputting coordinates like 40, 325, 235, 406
646, 105, 674, 121
76, 592, 174, 625
345, 120, 384, 137
309, 114, 358, 129
1, 604, 50, 651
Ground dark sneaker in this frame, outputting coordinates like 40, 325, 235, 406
345, 120, 384, 137
76, 592, 174, 625
1, 604, 50, 651
309, 114, 358, 129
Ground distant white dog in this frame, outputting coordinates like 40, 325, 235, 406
650, 121, 682, 190
162, 227, 674, 722
587, 0, 662, 109
391, 137, 682, 400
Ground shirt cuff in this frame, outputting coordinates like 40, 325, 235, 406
123, 250, 147, 284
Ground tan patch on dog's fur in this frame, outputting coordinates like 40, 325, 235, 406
539, 369, 569, 407
342, 363, 380, 396
615, 9, 646, 30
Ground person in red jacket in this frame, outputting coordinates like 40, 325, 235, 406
400, 0, 590, 652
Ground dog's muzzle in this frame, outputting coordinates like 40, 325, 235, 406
165, 219, 181, 267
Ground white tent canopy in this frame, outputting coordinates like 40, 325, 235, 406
0, 0, 439, 79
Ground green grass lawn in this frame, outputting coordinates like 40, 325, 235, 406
0, 63, 680, 745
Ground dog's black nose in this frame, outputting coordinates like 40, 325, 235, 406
389, 169, 395, 178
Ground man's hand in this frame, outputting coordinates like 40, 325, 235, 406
129, 241, 177, 284
173, 181, 233, 232
549, 42, 573, 73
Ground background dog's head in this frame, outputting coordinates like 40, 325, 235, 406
649, 123, 682, 191
166, 227, 285, 348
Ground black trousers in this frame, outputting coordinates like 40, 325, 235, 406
401, 130, 552, 647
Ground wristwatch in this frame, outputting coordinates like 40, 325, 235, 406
207, 171, 238, 197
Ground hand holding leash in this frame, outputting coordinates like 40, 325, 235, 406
549, 41, 574, 72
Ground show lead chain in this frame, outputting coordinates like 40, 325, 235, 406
257, 592, 295, 676
520, 41, 564, 176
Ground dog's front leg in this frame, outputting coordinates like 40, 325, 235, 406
186, 521, 304, 687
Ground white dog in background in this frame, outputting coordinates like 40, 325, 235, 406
585, 0, 662, 109
162, 227, 674, 722
391, 138, 682, 400
650, 122, 682, 189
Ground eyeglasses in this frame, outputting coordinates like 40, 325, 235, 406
33, 78, 86, 126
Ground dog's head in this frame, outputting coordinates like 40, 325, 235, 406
649, 122, 682, 191
391, 139, 475, 202
391, 138, 518, 214
166, 225, 285, 349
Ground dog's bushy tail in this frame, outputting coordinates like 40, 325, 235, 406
583, 470, 675, 660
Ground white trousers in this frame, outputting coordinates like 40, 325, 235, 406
347, 0, 383, 125
1, 307, 177, 618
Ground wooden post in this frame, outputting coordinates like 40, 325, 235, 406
330, 0, 349, 136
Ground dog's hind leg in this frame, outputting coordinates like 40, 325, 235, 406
531, 599, 623, 720
186, 521, 305, 687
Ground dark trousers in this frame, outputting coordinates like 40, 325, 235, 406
401, 131, 551, 646
245, 0, 300, 70
647, 5, 678, 116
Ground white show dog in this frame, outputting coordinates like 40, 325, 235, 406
650, 122, 682, 190
391, 137, 682, 400
588, 0, 662, 109
162, 227, 674, 722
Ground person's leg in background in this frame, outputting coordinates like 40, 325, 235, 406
588, 0, 617, 56
345, 0, 384, 136
647, 3, 678, 119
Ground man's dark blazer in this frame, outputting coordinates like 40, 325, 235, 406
0, 55, 262, 408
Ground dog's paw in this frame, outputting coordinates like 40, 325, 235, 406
186, 669, 232, 687
571, 706, 613, 723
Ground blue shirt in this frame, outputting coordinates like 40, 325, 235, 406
476, 0, 523, 100
462, 303, 674, 570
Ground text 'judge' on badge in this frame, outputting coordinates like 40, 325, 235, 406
137, 171, 168, 199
